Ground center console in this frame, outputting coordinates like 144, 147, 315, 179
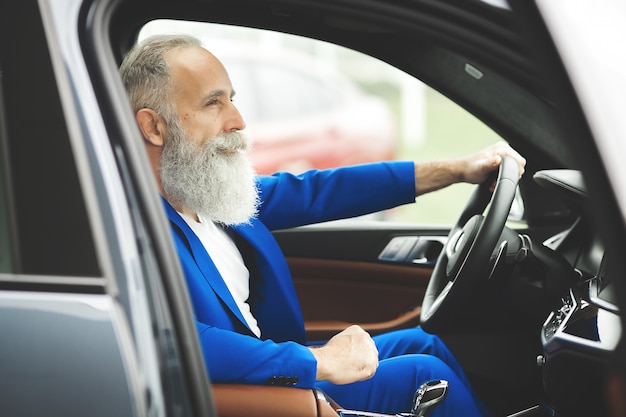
538, 255, 621, 415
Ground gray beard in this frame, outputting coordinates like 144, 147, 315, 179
160, 119, 259, 226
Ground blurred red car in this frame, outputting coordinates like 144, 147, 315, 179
218, 49, 398, 174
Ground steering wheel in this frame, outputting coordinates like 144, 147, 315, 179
420, 156, 520, 333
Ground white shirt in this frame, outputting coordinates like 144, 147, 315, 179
179, 213, 261, 337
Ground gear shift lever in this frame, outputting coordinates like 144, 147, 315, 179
411, 380, 449, 417
335, 379, 449, 417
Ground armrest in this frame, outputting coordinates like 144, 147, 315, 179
305, 307, 421, 341
212, 384, 339, 417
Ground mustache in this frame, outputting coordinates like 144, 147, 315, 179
211, 131, 251, 154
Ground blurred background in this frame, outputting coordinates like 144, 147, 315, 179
139, 21, 502, 224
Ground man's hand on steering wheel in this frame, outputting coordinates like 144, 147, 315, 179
459, 142, 526, 186
412, 142, 525, 197
420, 153, 523, 333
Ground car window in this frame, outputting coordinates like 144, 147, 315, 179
140, 20, 509, 225
255, 63, 336, 121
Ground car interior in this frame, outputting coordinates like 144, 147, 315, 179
103, 1, 626, 416
3, 0, 624, 416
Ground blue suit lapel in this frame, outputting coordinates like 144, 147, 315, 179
231, 221, 306, 344
162, 199, 251, 333
161, 197, 306, 344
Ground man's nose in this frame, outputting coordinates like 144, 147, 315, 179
225, 102, 246, 132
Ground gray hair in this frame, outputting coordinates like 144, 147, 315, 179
119, 34, 202, 123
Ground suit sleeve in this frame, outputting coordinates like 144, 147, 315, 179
196, 320, 318, 388
256, 161, 416, 230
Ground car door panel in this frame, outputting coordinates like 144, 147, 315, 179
273, 223, 448, 340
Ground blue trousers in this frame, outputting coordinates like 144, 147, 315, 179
315, 328, 490, 417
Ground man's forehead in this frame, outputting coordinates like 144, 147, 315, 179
166, 45, 219, 72
166, 46, 233, 93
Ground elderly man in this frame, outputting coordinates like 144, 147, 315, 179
119, 33, 525, 416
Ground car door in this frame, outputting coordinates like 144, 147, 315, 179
274, 221, 446, 341
0, 3, 147, 416
0, 1, 216, 416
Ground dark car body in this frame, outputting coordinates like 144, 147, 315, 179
1, 1, 625, 417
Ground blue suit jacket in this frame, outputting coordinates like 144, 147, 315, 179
164, 162, 416, 388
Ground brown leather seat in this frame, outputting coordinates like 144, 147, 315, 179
212, 384, 340, 417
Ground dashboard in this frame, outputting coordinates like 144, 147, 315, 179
542, 254, 621, 353
539, 253, 620, 413
535, 169, 621, 414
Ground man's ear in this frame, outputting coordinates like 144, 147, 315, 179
136, 108, 166, 147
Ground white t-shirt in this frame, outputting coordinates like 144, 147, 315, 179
179, 213, 261, 337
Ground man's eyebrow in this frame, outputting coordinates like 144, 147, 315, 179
203, 89, 236, 102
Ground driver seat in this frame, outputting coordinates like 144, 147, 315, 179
212, 384, 341, 417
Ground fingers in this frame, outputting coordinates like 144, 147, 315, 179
310, 325, 379, 385
337, 325, 379, 380
490, 142, 526, 177
464, 142, 526, 185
